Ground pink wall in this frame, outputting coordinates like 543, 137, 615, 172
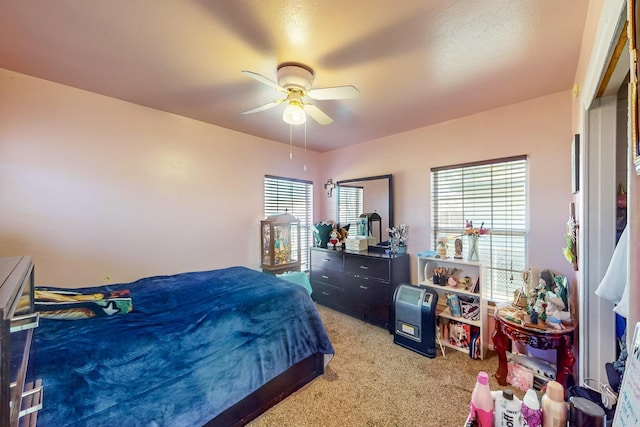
320, 91, 575, 284
1, 68, 575, 289
0, 69, 323, 286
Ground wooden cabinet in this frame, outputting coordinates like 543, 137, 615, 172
310, 247, 410, 331
0, 256, 41, 426
417, 256, 488, 359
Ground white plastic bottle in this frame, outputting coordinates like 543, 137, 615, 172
521, 388, 543, 427
541, 381, 567, 427
495, 389, 524, 427
470, 371, 494, 427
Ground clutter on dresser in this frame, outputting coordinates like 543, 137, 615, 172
312, 220, 350, 249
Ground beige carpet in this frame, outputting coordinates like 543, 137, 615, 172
250, 304, 515, 427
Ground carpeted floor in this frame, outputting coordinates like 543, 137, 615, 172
250, 304, 515, 427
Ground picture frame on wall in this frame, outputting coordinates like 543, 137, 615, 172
571, 134, 580, 193
629, 0, 640, 175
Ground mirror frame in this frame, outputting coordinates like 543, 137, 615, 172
336, 174, 394, 237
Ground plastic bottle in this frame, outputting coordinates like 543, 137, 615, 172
521, 388, 543, 427
470, 371, 494, 427
541, 381, 567, 427
495, 389, 524, 427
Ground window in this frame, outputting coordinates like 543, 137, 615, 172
431, 156, 527, 302
264, 175, 313, 269
337, 184, 363, 229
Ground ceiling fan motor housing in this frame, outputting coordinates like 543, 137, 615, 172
277, 63, 314, 91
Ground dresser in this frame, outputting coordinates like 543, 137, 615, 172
309, 247, 410, 331
0, 256, 41, 427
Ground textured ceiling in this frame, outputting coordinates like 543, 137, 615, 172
0, 0, 589, 152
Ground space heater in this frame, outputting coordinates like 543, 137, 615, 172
393, 283, 439, 358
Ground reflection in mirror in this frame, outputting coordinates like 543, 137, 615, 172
336, 175, 393, 245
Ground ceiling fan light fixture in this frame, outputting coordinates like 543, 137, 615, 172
243, 63, 357, 126
282, 101, 306, 125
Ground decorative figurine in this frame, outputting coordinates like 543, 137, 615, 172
454, 238, 463, 259
447, 293, 462, 317
437, 237, 448, 258
448, 276, 459, 288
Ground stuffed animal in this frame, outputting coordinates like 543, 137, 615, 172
337, 224, 349, 241
329, 227, 340, 249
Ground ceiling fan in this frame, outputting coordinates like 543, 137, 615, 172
241, 62, 359, 125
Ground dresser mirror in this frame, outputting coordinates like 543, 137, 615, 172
336, 174, 393, 245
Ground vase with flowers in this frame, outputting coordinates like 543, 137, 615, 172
465, 220, 489, 261
387, 224, 408, 254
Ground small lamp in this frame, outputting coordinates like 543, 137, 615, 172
283, 101, 306, 125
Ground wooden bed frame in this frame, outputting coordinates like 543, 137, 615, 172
207, 352, 325, 426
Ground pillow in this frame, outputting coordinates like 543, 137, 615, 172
35, 287, 133, 320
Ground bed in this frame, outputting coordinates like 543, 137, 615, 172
32, 266, 334, 426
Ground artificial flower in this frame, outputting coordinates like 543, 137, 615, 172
465, 220, 489, 236
387, 224, 409, 245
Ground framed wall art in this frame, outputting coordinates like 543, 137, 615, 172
571, 134, 580, 193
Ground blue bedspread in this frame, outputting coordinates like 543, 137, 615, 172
34, 266, 334, 427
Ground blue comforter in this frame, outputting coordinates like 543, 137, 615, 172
34, 266, 334, 426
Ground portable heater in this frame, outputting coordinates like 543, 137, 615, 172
393, 283, 439, 358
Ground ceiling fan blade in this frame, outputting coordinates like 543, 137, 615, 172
307, 85, 360, 100
303, 103, 333, 125
241, 70, 288, 93
242, 99, 285, 114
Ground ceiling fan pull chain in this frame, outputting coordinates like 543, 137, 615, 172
289, 124, 293, 160
304, 121, 307, 171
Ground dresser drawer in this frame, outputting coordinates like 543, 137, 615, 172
310, 267, 345, 288
353, 299, 389, 327
345, 256, 390, 281
345, 275, 388, 301
310, 281, 345, 308
311, 250, 344, 272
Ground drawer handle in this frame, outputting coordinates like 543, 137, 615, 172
11, 312, 39, 333
322, 275, 329, 279
359, 265, 369, 270
359, 285, 369, 290
19, 379, 43, 418
323, 258, 332, 262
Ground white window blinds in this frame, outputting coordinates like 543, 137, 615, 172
431, 156, 528, 302
337, 185, 363, 229
264, 175, 313, 269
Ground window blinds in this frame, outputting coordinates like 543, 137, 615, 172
264, 175, 313, 269
337, 185, 363, 229
431, 156, 528, 302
